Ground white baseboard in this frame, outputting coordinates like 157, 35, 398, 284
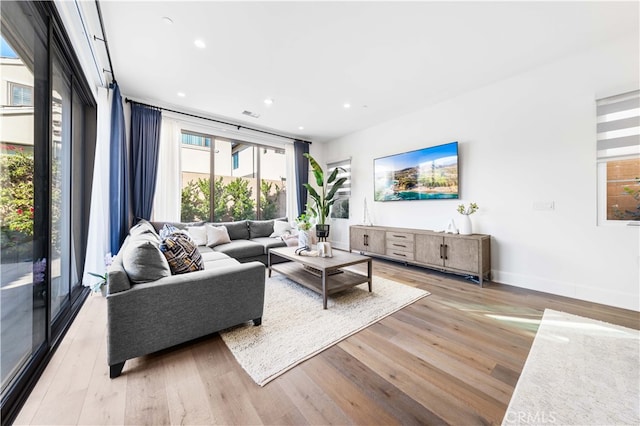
492, 270, 639, 312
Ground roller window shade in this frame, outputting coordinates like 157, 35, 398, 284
327, 159, 351, 198
597, 90, 640, 160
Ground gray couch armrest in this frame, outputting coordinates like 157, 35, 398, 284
107, 261, 265, 366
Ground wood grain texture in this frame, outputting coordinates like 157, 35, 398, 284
14, 259, 639, 425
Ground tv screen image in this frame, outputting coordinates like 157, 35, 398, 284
374, 141, 459, 201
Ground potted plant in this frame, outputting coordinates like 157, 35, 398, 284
88, 253, 114, 297
302, 153, 347, 240
88, 272, 108, 296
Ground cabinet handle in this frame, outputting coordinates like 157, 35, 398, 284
364, 234, 368, 246
393, 252, 407, 257
443, 244, 448, 260
392, 243, 406, 248
439, 244, 444, 259
392, 234, 407, 238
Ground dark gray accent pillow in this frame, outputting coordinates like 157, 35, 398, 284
248, 220, 274, 239
122, 236, 171, 284
221, 220, 250, 240
129, 219, 156, 236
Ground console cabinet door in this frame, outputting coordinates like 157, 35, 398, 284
350, 227, 368, 252
444, 237, 479, 274
415, 234, 444, 267
350, 227, 386, 255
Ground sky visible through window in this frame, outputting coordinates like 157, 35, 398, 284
1, 36, 18, 59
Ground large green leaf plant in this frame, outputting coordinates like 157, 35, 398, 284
302, 153, 347, 225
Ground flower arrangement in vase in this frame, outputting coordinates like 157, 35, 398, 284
457, 202, 479, 235
295, 211, 314, 248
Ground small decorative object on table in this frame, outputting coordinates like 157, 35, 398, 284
457, 202, 479, 235
295, 212, 313, 249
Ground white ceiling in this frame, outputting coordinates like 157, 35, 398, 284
98, 1, 639, 142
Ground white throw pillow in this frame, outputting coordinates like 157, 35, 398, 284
186, 225, 207, 246
270, 220, 293, 237
206, 224, 232, 247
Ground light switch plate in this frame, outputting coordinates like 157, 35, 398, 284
533, 201, 555, 211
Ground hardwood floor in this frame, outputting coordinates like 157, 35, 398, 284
14, 259, 639, 425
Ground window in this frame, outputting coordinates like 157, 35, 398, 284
8, 82, 32, 106
597, 90, 640, 225
181, 131, 210, 147
327, 158, 351, 219
180, 130, 285, 222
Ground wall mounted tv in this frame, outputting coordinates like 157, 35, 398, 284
374, 141, 459, 201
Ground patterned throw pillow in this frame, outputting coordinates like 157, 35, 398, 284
159, 223, 180, 240
159, 232, 204, 275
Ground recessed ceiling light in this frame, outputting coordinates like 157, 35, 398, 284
194, 39, 206, 49
343, 103, 351, 109
162, 16, 173, 24
177, 92, 186, 97
298, 126, 304, 130
264, 98, 274, 105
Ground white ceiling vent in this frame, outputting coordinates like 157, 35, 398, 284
242, 110, 260, 118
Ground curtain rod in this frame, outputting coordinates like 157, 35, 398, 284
95, 0, 116, 85
125, 98, 311, 144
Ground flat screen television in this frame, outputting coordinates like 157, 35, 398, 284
374, 141, 459, 201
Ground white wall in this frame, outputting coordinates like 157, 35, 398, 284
323, 34, 640, 311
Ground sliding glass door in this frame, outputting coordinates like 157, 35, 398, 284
1, 1, 97, 422
0, 31, 46, 400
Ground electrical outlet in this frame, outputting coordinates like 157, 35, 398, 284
533, 201, 555, 211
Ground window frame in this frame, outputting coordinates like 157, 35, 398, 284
8, 80, 33, 106
178, 126, 287, 222
596, 90, 640, 227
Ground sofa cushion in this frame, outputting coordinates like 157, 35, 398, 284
122, 235, 171, 284
130, 218, 157, 236
270, 220, 293, 237
186, 225, 208, 246
200, 251, 232, 262
248, 220, 274, 239
213, 240, 264, 258
250, 237, 287, 254
204, 257, 241, 270
220, 220, 249, 240
150, 220, 205, 233
160, 232, 205, 275
206, 224, 232, 247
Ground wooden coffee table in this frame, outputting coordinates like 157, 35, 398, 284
268, 246, 372, 309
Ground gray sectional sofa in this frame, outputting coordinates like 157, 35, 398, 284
106, 219, 288, 378
149, 218, 289, 264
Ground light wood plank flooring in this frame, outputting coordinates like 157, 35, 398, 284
14, 259, 639, 425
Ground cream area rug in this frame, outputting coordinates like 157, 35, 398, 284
503, 309, 639, 426
220, 274, 429, 386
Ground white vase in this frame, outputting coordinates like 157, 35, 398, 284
458, 214, 472, 235
298, 230, 311, 248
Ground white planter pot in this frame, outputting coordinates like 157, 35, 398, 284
458, 214, 473, 235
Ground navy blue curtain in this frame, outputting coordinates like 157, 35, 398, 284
130, 103, 162, 220
294, 140, 309, 218
109, 83, 129, 254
